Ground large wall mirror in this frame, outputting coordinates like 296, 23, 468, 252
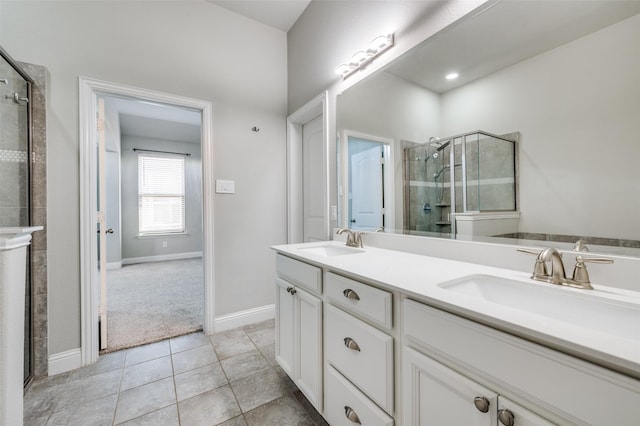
336, 0, 640, 257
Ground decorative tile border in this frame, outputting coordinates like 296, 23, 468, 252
494, 232, 640, 249
0, 149, 28, 163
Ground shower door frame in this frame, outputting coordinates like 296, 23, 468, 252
79, 77, 215, 366
0, 46, 36, 386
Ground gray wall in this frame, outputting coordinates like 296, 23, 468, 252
1, 1, 287, 354
120, 136, 203, 260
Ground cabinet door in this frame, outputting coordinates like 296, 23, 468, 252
497, 397, 555, 426
296, 287, 323, 411
403, 347, 498, 426
275, 278, 295, 377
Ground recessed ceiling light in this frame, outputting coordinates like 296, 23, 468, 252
445, 72, 459, 80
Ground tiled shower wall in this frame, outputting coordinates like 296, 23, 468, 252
18, 61, 48, 378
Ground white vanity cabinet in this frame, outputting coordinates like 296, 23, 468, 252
403, 298, 640, 425
403, 346, 553, 426
275, 255, 323, 411
324, 272, 395, 423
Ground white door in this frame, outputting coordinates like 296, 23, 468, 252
302, 115, 325, 242
403, 347, 498, 426
97, 98, 108, 350
275, 278, 295, 377
351, 145, 383, 230
296, 287, 322, 411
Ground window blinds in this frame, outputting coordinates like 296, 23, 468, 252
138, 154, 185, 234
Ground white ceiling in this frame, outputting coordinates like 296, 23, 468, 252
207, 0, 311, 32
104, 96, 201, 144
386, 0, 640, 94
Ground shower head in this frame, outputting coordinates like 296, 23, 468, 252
436, 140, 450, 152
428, 136, 441, 145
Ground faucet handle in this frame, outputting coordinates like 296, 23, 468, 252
517, 248, 547, 277
571, 255, 614, 288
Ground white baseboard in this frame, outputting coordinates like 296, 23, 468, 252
214, 304, 275, 333
121, 251, 203, 266
48, 348, 82, 376
106, 261, 122, 270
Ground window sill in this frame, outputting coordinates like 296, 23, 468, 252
136, 232, 189, 239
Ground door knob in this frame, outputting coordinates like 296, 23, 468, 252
473, 396, 490, 413
498, 409, 515, 426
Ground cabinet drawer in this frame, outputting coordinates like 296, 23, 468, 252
326, 272, 392, 329
276, 254, 322, 294
326, 365, 394, 426
403, 299, 640, 425
326, 304, 394, 413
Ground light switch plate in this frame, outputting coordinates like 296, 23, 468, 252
216, 179, 235, 194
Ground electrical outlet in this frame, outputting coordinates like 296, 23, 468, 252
162, 241, 167, 248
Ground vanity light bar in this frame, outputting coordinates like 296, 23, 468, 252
335, 34, 394, 79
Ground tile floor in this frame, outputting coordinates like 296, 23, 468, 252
24, 319, 329, 426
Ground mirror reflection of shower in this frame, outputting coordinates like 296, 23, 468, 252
403, 131, 517, 234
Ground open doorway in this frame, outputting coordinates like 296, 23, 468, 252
338, 130, 394, 231
79, 77, 214, 366
98, 95, 204, 352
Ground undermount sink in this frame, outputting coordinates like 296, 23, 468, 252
438, 274, 640, 341
298, 244, 365, 257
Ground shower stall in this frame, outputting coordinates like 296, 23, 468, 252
0, 47, 35, 388
404, 130, 518, 235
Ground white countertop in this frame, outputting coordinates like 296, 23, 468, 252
272, 241, 640, 379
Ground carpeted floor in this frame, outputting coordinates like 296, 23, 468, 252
104, 258, 204, 352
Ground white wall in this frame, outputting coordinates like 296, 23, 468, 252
120, 137, 203, 261
440, 13, 640, 240
0, 1, 287, 354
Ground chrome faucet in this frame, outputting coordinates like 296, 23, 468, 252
518, 247, 613, 290
572, 239, 589, 252
336, 228, 363, 248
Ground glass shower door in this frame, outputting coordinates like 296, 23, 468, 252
0, 50, 33, 385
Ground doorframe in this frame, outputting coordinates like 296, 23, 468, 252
79, 77, 215, 365
286, 91, 330, 243
339, 130, 395, 231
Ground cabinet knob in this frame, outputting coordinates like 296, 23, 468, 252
473, 396, 490, 413
343, 337, 361, 352
343, 288, 360, 301
344, 406, 362, 424
498, 409, 515, 426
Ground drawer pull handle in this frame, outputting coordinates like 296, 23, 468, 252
344, 406, 361, 424
343, 289, 360, 301
343, 337, 361, 352
286, 286, 296, 295
473, 396, 490, 413
498, 409, 515, 426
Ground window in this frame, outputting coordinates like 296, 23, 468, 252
138, 154, 185, 234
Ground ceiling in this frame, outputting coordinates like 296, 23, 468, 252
207, 0, 311, 32
104, 96, 202, 145
385, 0, 640, 93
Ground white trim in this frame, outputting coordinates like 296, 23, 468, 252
48, 348, 82, 376
214, 304, 275, 333
106, 261, 122, 270
79, 77, 215, 367
286, 91, 330, 243
121, 252, 203, 265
